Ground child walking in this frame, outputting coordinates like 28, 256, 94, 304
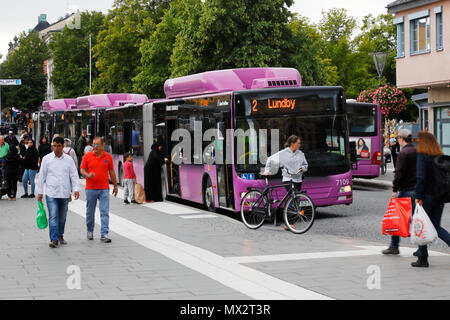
123, 152, 137, 204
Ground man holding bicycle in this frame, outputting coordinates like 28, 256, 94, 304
263, 135, 308, 230
263, 135, 308, 192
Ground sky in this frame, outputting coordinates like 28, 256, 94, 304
0, 0, 393, 62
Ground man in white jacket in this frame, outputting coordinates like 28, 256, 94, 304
264, 135, 308, 193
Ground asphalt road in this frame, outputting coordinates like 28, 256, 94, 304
314, 183, 450, 252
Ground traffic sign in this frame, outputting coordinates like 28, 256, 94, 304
0, 79, 22, 86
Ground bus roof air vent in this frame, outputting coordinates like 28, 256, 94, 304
164, 68, 302, 98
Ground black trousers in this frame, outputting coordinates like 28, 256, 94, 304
6, 178, 18, 199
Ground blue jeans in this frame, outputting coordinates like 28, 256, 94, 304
417, 194, 450, 258
46, 196, 69, 242
22, 169, 36, 195
390, 190, 416, 249
86, 189, 110, 237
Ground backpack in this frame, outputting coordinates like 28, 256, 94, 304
433, 155, 450, 203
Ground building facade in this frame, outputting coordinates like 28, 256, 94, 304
388, 0, 450, 154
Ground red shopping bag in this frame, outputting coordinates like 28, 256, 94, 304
382, 197, 412, 237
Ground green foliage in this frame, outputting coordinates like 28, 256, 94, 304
49, 11, 105, 98
286, 15, 327, 86
170, 0, 294, 77
92, 0, 170, 94
0, 32, 49, 113
133, 0, 201, 97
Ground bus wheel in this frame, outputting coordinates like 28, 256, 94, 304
203, 177, 215, 212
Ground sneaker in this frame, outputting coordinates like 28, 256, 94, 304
49, 240, 58, 248
21, 194, 29, 198
58, 237, 67, 245
28, 194, 35, 198
87, 232, 94, 240
382, 247, 400, 255
100, 235, 112, 243
124, 200, 130, 205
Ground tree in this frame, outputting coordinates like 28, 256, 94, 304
49, 11, 105, 98
134, 0, 202, 98
318, 8, 362, 95
0, 32, 49, 113
170, 0, 294, 77
286, 15, 327, 86
92, 0, 171, 94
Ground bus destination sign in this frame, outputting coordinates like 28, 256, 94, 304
251, 98, 296, 114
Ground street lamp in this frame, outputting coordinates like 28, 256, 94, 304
370, 52, 389, 86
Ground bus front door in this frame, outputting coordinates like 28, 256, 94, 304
165, 118, 181, 196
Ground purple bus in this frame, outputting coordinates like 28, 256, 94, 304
34, 94, 149, 188
75, 94, 149, 187
33, 98, 77, 146
146, 68, 353, 212
347, 100, 382, 179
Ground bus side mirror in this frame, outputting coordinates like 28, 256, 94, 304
349, 141, 357, 163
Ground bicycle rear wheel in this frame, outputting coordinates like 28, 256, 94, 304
283, 193, 316, 234
240, 190, 268, 230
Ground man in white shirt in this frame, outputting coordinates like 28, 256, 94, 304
37, 136, 81, 248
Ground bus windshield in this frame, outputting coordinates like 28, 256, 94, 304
347, 103, 377, 136
235, 114, 349, 176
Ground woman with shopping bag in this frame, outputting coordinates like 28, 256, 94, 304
412, 131, 450, 268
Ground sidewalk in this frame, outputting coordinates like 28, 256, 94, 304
353, 165, 394, 189
0, 182, 448, 300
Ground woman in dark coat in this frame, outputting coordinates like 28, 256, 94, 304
4, 146, 21, 200
38, 136, 52, 166
412, 131, 450, 268
144, 140, 166, 202
21, 139, 39, 198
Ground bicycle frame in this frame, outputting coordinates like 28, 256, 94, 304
247, 179, 301, 218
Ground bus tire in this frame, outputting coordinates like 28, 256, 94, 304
203, 176, 215, 212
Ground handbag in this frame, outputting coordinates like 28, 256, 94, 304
36, 201, 48, 229
410, 205, 438, 246
382, 197, 412, 237
134, 183, 146, 204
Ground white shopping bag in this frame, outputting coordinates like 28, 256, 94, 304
410, 205, 438, 246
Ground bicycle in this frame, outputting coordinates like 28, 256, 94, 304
240, 169, 316, 234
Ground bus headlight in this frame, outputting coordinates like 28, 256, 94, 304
240, 192, 247, 199
339, 185, 352, 193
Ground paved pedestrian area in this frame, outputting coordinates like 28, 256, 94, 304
0, 180, 449, 300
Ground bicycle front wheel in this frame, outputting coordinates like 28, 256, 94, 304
283, 193, 316, 234
240, 190, 268, 230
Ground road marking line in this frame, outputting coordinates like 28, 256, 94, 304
180, 214, 217, 219
226, 246, 449, 264
68, 199, 332, 300
355, 246, 449, 257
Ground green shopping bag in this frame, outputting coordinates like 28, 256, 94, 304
36, 201, 48, 229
